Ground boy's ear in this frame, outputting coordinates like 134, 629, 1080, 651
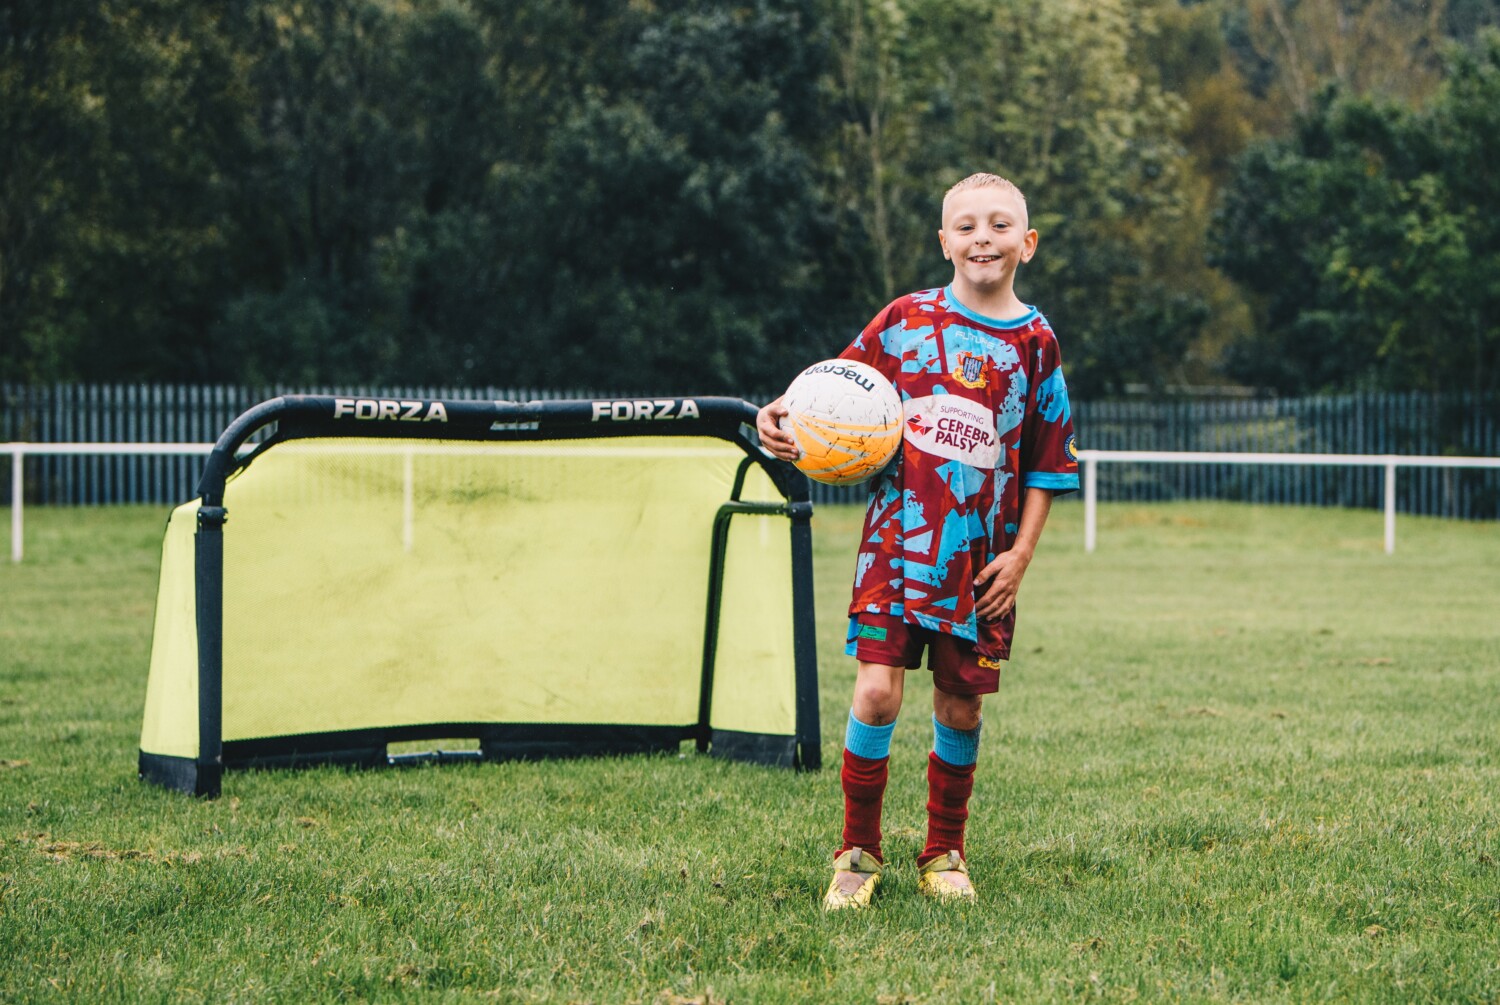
1021, 228, 1038, 263
938, 228, 951, 261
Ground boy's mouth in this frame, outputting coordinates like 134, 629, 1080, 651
969, 255, 999, 264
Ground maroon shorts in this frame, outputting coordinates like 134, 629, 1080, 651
845, 613, 1005, 695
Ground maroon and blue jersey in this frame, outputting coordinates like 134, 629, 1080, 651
841, 287, 1079, 658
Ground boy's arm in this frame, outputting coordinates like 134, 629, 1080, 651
973, 487, 1054, 622
762, 301, 905, 466
755, 396, 800, 462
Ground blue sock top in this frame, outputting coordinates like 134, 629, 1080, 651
844, 710, 896, 761
932, 714, 982, 766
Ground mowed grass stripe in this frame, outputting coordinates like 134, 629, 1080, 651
0, 502, 1496, 1003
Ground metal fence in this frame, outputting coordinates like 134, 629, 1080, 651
0, 383, 582, 506
3, 383, 1498, 518
1080, 395, 1500, 519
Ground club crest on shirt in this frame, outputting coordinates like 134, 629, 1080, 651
952, 351, 988, 389
1064, 433, 1079, 465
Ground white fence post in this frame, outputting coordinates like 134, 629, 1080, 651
4, 442, 223, 563
10, 447, 22, 563
1083, 453, 1098, 554
1384, 460, 1398, 555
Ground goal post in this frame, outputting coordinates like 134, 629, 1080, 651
138, 395, 821, 798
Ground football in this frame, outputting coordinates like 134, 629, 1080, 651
778, 359, 903, 485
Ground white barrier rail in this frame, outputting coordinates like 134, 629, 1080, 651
6, 444, 1500, 562
1078, 449, 1500, 554
6, 443, 217, 563
3, 440, 723, 563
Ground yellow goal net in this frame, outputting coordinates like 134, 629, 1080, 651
139, 396, 819, 797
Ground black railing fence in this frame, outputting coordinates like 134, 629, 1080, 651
1078, 395, 1499, 519
3, 384, 1498, 518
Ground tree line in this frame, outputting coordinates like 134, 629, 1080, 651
3, 0, 1499, 399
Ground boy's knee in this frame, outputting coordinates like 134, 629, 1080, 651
933, 690, 982, 731
853, 686, 900, 724
852, 667, 903, 724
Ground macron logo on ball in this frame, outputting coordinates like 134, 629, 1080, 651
801, 362, 876, 393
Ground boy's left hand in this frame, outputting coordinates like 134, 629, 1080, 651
973, 548, 1032, 622
756, 397, 801, 462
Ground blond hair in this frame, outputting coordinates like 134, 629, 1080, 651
942, 172, 1028, 222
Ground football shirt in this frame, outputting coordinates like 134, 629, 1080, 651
840, 287, 1079, 657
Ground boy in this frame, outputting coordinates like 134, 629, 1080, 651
756, 173, 1079, 909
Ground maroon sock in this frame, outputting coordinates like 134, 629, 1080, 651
919, 751, 976, 865
837, 749, 889, 862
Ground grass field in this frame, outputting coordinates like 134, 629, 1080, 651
2, 500, 1498, 1003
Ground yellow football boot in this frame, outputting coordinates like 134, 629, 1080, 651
822, 847, 882, 912
917, 849, 976, 902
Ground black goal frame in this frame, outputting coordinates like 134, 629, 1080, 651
139, 394, 821, 798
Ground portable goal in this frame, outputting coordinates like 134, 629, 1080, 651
139, 395, 820, 797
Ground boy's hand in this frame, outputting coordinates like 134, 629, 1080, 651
756, 397, 801, 462
973, 547, 1032, 622
976, 488, 1054, 622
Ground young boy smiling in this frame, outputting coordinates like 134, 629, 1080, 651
758, 173, 1079, 908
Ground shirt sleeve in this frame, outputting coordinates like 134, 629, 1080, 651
837, 299, 906, 386
1020, 327, 1080, 494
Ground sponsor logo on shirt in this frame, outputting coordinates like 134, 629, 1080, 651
1064, 433, 1079, 466
902, 395, 1001, 469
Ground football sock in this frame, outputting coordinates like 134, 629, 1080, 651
839, 711, 895, 862
844, 709, 896, 761
921, 716, 980, 865
931, 713, 981, 767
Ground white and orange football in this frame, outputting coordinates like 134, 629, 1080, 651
779, 360, 902, 486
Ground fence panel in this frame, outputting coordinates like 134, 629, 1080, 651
1069, 393, 1498, 519
2, 384, 1498, 518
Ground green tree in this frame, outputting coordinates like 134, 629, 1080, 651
1212, 31, 1500, 397
829, 0, 1212, 397
207, 0, 415, 384
1237, 0, 1450, 119
207, 0, 851, 393
0, 1, 247, 382
441, 0, 849, 393
0, 0, 102, 381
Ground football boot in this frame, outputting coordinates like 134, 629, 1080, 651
822, 847, 882, 911
917, 849, 976, 901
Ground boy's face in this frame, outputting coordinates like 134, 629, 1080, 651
938, 186, 1038, 293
